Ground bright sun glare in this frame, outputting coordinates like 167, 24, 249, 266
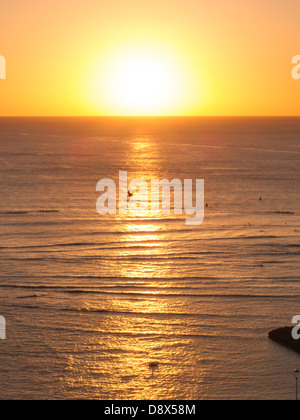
86, 46, 194, 115
108, 54, 175, 114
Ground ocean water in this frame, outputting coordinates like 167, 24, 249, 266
0, 117, 299, 400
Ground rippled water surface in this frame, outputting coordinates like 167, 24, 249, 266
0, 117, 299, 399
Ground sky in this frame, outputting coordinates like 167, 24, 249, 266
0, 0, 300, 116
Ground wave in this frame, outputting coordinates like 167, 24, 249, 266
2, 253, 297, 263
0, 210, 59, 215
1, 273, 298, 282
0, 284, 298, 299
286, 244, 300, 248
0, 301, 274, 320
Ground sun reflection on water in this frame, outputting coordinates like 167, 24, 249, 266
60, 136, 209, 399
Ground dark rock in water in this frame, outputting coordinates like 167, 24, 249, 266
268, 327, 300, 354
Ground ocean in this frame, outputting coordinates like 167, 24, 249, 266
0, 116, 299, 400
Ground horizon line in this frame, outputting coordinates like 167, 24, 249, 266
1, 115, 300, 118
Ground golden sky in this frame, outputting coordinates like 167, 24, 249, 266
0, 0, 300, 116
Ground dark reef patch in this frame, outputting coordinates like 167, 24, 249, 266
269, 327, 300, 354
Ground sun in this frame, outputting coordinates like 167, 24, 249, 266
107, 53, 176, 115
86, 46, 192, 116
